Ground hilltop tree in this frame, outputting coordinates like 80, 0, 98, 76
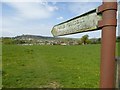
81, 35, 89, 45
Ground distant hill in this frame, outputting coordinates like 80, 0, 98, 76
12, 35, 80, 45
14, 35, 63, 40
14, 34, 79, 41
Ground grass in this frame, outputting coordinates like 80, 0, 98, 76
2, 43, 118, 88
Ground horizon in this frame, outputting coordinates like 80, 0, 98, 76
1, 34, 120, 40
0, 34, 101, 39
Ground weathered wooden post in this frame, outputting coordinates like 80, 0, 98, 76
98, 1, 117, 88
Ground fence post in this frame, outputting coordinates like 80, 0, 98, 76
98, 1, 117, 88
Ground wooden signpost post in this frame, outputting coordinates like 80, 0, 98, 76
51, 1, 117, 88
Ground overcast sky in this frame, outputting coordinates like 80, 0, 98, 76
1, 0, 120, 38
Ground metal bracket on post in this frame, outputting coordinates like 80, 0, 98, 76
98, 2, 117, 28
98, 2, 117, 13
98, 19, 117, 28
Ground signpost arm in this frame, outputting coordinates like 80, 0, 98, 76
98, 1, 117, 88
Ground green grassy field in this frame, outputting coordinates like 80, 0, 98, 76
2, 43, 119, 88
